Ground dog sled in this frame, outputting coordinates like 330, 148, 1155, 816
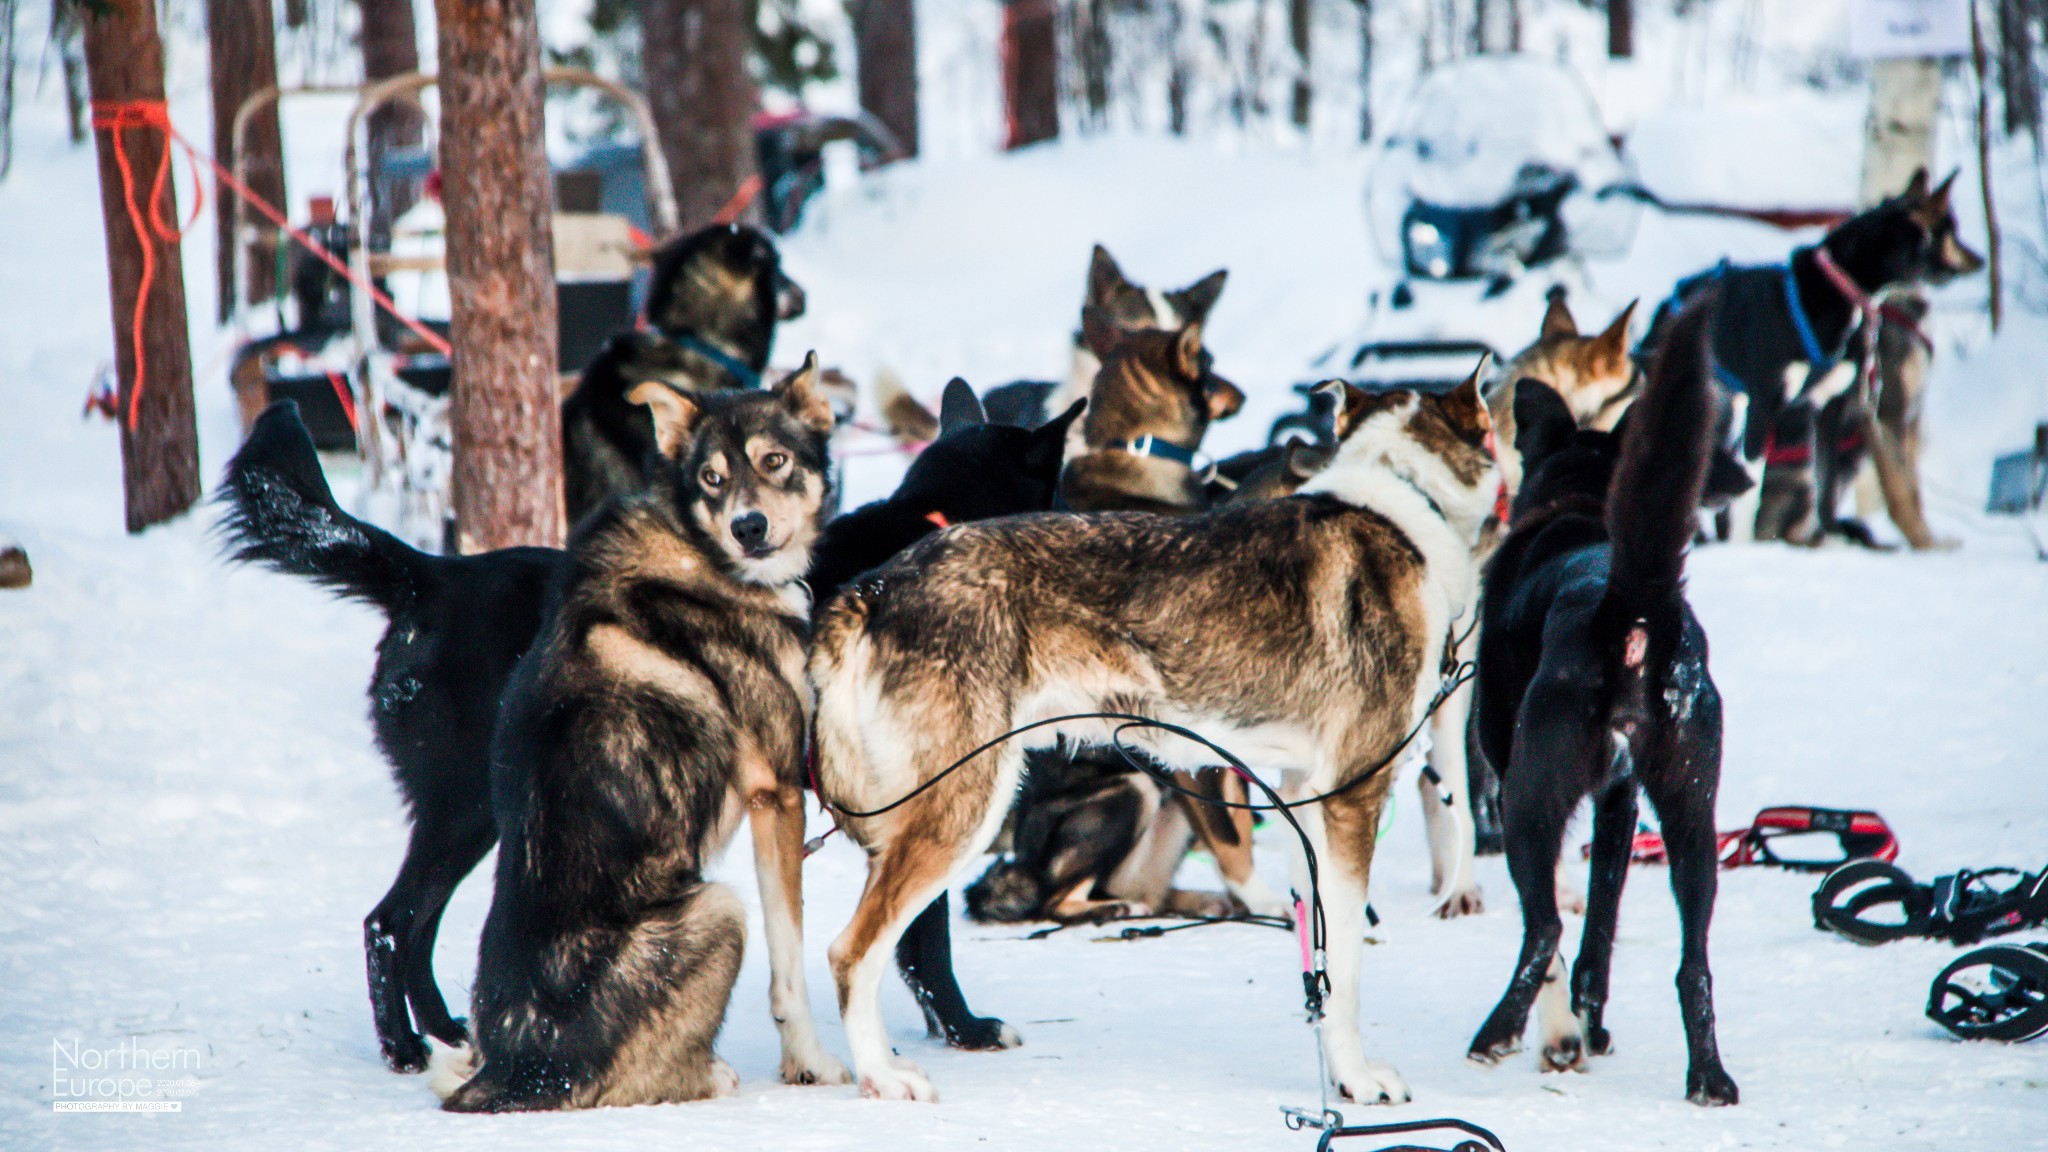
225, 70, 681, 551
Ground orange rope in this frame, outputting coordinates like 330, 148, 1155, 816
91, 100, 205, 430
93, 98, 456, 439
711, 174, 764, 225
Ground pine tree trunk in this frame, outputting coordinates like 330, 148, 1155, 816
1003, 0, 1059, 148
1356, 0, 1371, 141
850, 0, 920, 158
1607, 0, 1632, 59
207, 0, 285, 322
83, 0, 201, 533
434, 0, 562, 550
1289, 0, 1310, 129
645, 0, 761, 231
360, 0, 424, 238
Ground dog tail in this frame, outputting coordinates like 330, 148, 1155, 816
1603, 293, 1716, 618
218, 401, 429, 616
875, 366, 939, 445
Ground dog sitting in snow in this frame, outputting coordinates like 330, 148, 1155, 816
434, 360, 846, 1111
1468, 295, 1737, 1105
810, 368, 1500, 1104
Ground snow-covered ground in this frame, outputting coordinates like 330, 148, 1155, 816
6, 13, 2048, 1151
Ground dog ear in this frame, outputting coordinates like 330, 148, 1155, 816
1315, 379, 1374, 441
1285, 440, 1330, 482
773, 351, 835, 435
1900, 167, 1931, 202
1439, 363, 1493, 444
1079, 305, 1122, 361
1590, 300, 1637, 371
626, 381, 703, 458
1027, 399, 1087, 480
1911, 170, 1962, 231
1172, 323, 1205, 381
1204, 373, 1245, 421
938, 378, 987, 436
1511, 379, 1574, 469
1539, 289, 1578, 341
1087, 244, 1134, 305
1168, 269, 1228, 324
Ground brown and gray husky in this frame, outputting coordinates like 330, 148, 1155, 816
810, 372, 1500, 1104
433, 358, 849, 1111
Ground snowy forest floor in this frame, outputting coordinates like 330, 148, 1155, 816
5, 62, 2048, 1152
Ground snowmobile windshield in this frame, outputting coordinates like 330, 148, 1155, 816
1368, 56, 1640, 273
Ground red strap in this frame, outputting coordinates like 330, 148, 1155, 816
91, 100, 206, 430
711, 174, 764, 226
925, 510, 951, 529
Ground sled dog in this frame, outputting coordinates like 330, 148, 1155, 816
435, 359, 845, 1111
811, 370, 1500, 1104
1485, 292, 1639, 496
1467, 296, 1738, 1105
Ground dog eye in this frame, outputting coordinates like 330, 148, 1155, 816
760, 452, 788, 471
700, 468, 725, 490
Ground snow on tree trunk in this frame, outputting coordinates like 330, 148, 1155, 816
645, 0, 761, 230
206, 0, 285, 322
852, 0, 920, 158
360, 0, 425, 238
434, 0, 563, 551
83, 0, 201, 532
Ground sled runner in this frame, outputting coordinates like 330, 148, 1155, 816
1588, 806, 1899, 871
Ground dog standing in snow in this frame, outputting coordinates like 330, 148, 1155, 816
1468, 296, 1738, 1105
810, 370, 1499, 1104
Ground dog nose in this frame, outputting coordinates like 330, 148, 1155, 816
731, 511, 769, 549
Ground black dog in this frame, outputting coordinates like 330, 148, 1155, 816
220, 404, 559, 1073
1467, 296, 1739, 1106
1638, 170, 1980, 525
561, 223, 807, 525
217, 386, 1082, 1074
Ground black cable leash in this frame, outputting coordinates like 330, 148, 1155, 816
1020, 913, 1294, 942
811, 662, 1474, 824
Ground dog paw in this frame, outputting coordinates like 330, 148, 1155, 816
1229, 879, 1295, 922
781, 1048, 852, 1086
1577, 1013, 1613, 1057
710, 1058, 741, 1099
1433, 885, 1485, 919
1687, 1065, 1739, 1107
1467, 1036, 1521, 1066
1334, 1058, 1411, 1106
1540, 1032, 1586, 1073
858, 1060, 938, 1103
947, 1016, 1024, 1051
1084, 900, 1151, 924
382, 1034, 431, 1074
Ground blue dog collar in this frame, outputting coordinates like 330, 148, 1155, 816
1111, 434, 1200, 468
676, 332, 763, 389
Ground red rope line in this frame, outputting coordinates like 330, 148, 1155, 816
91, 100, 205, 430
91, 100, 455, 435
711, 174, 764, 225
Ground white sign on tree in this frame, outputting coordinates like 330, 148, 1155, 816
1849, 0, 1973, 59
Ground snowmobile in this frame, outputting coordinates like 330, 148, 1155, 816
1278, 56, 1640, 443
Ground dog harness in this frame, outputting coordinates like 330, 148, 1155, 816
1657, 257, 1835, 397
1593, 805, 1899, 871
675, 332, 763, 388
1928, 942, 2048, 1043
1813, 860, 2048, 946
